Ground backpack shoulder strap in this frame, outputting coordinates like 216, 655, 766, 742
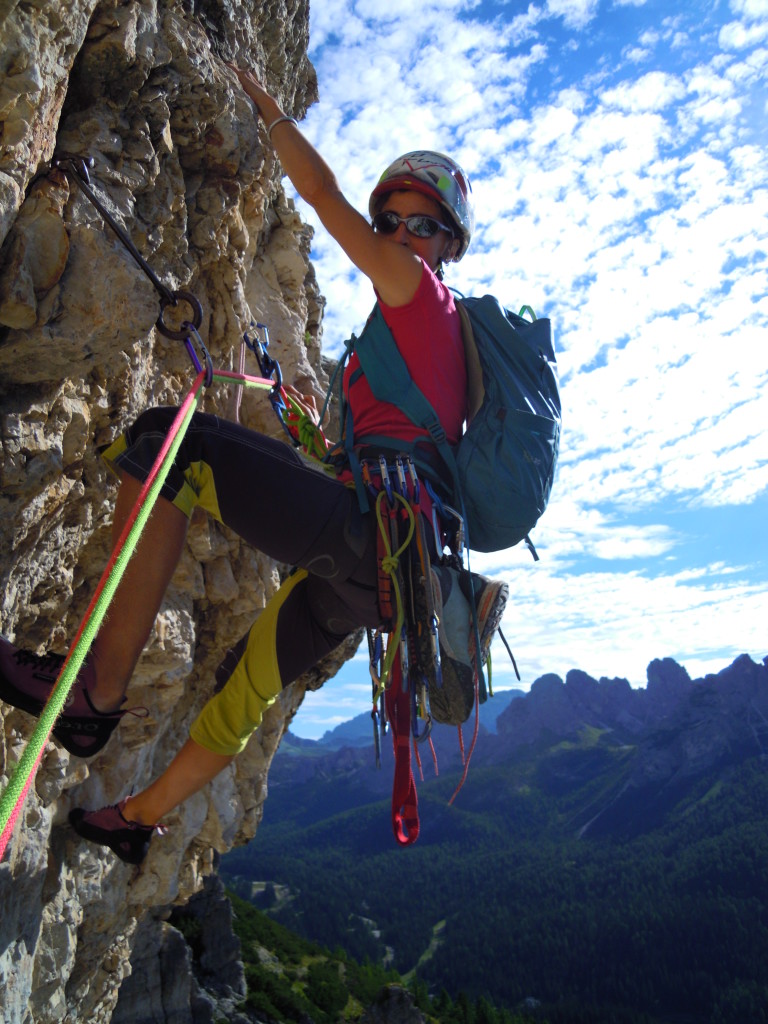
455, 299, 483, 422
354, 305, 451, 450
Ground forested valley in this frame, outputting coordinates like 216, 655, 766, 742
223, 659, 768, 1024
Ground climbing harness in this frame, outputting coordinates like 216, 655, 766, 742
320, 367, 514, 843
0, 161, 284, 862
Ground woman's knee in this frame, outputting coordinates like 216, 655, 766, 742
127, 406, 179, 442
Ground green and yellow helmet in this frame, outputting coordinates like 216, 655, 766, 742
369, 150, 475, 261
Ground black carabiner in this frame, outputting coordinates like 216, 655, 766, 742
243, 320, 297, 442
244, 321, 282, 389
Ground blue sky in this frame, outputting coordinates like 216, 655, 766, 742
282, 0, 768, 739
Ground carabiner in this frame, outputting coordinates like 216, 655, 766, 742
406, 457, 420, 505
59, 155, 94, 186
244, 320, 288, 419
184, 324, 213, 387
410, 682, 433, 744
378, 456, 394, 505
394, 455, 408, 497
441, 502, 465, 559
244, 321, 281, 387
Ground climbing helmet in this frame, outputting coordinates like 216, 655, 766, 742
369, 150, 475, 260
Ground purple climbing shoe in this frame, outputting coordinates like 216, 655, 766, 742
69, 799, 165, 865
0, 637, 139, 757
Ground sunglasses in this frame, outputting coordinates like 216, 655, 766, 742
372, 211, 454, 239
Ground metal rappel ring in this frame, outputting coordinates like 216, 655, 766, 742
156, 290, 204, 340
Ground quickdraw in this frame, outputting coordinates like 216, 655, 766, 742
235, 320, 332, 462
241, 321, 287, 433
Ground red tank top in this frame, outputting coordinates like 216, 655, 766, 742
344, 261, 467, 447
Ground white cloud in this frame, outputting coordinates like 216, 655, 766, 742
508, 2, 548, 44
442, 532, 768, 701
585, 526, 676, 561
639, 29, 660, 47
687, 66, 737, 99
729, 0, 768, 18
355, 0, 470, 16
546, 0, 600, 29
601, 71, 686, 111
719, 19, 768, 49
624, 46, 652, 63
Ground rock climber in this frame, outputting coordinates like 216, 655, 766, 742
0, 65, 503, 864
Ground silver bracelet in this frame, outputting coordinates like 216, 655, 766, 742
266, 115, 298, 139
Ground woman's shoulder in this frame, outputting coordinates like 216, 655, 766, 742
378, 259, 457, 318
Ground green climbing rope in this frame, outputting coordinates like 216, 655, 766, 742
0, 368, 274, 859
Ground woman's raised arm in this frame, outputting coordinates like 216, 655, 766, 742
228, 65, 424, 307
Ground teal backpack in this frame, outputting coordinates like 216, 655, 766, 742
336, 294, 561, 553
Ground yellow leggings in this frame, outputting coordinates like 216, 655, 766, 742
189, 569, 308, 755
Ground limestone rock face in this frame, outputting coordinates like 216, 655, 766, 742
112, 874, 249, 1024
0, 3, 352, 1022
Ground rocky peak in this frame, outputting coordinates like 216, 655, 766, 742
112, 873, 248, 1024
529, 671, 565, 698
493, 654, 768, 837
496, 655, 766, 750
563, 668, 600, 701
498, 665, 641, 742
646, 656, 691, 700
360, 984, 427, 1024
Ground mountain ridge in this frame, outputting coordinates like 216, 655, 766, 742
271, 654, 768, 839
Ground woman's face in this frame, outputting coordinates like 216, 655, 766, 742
377, 191, 459, 272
